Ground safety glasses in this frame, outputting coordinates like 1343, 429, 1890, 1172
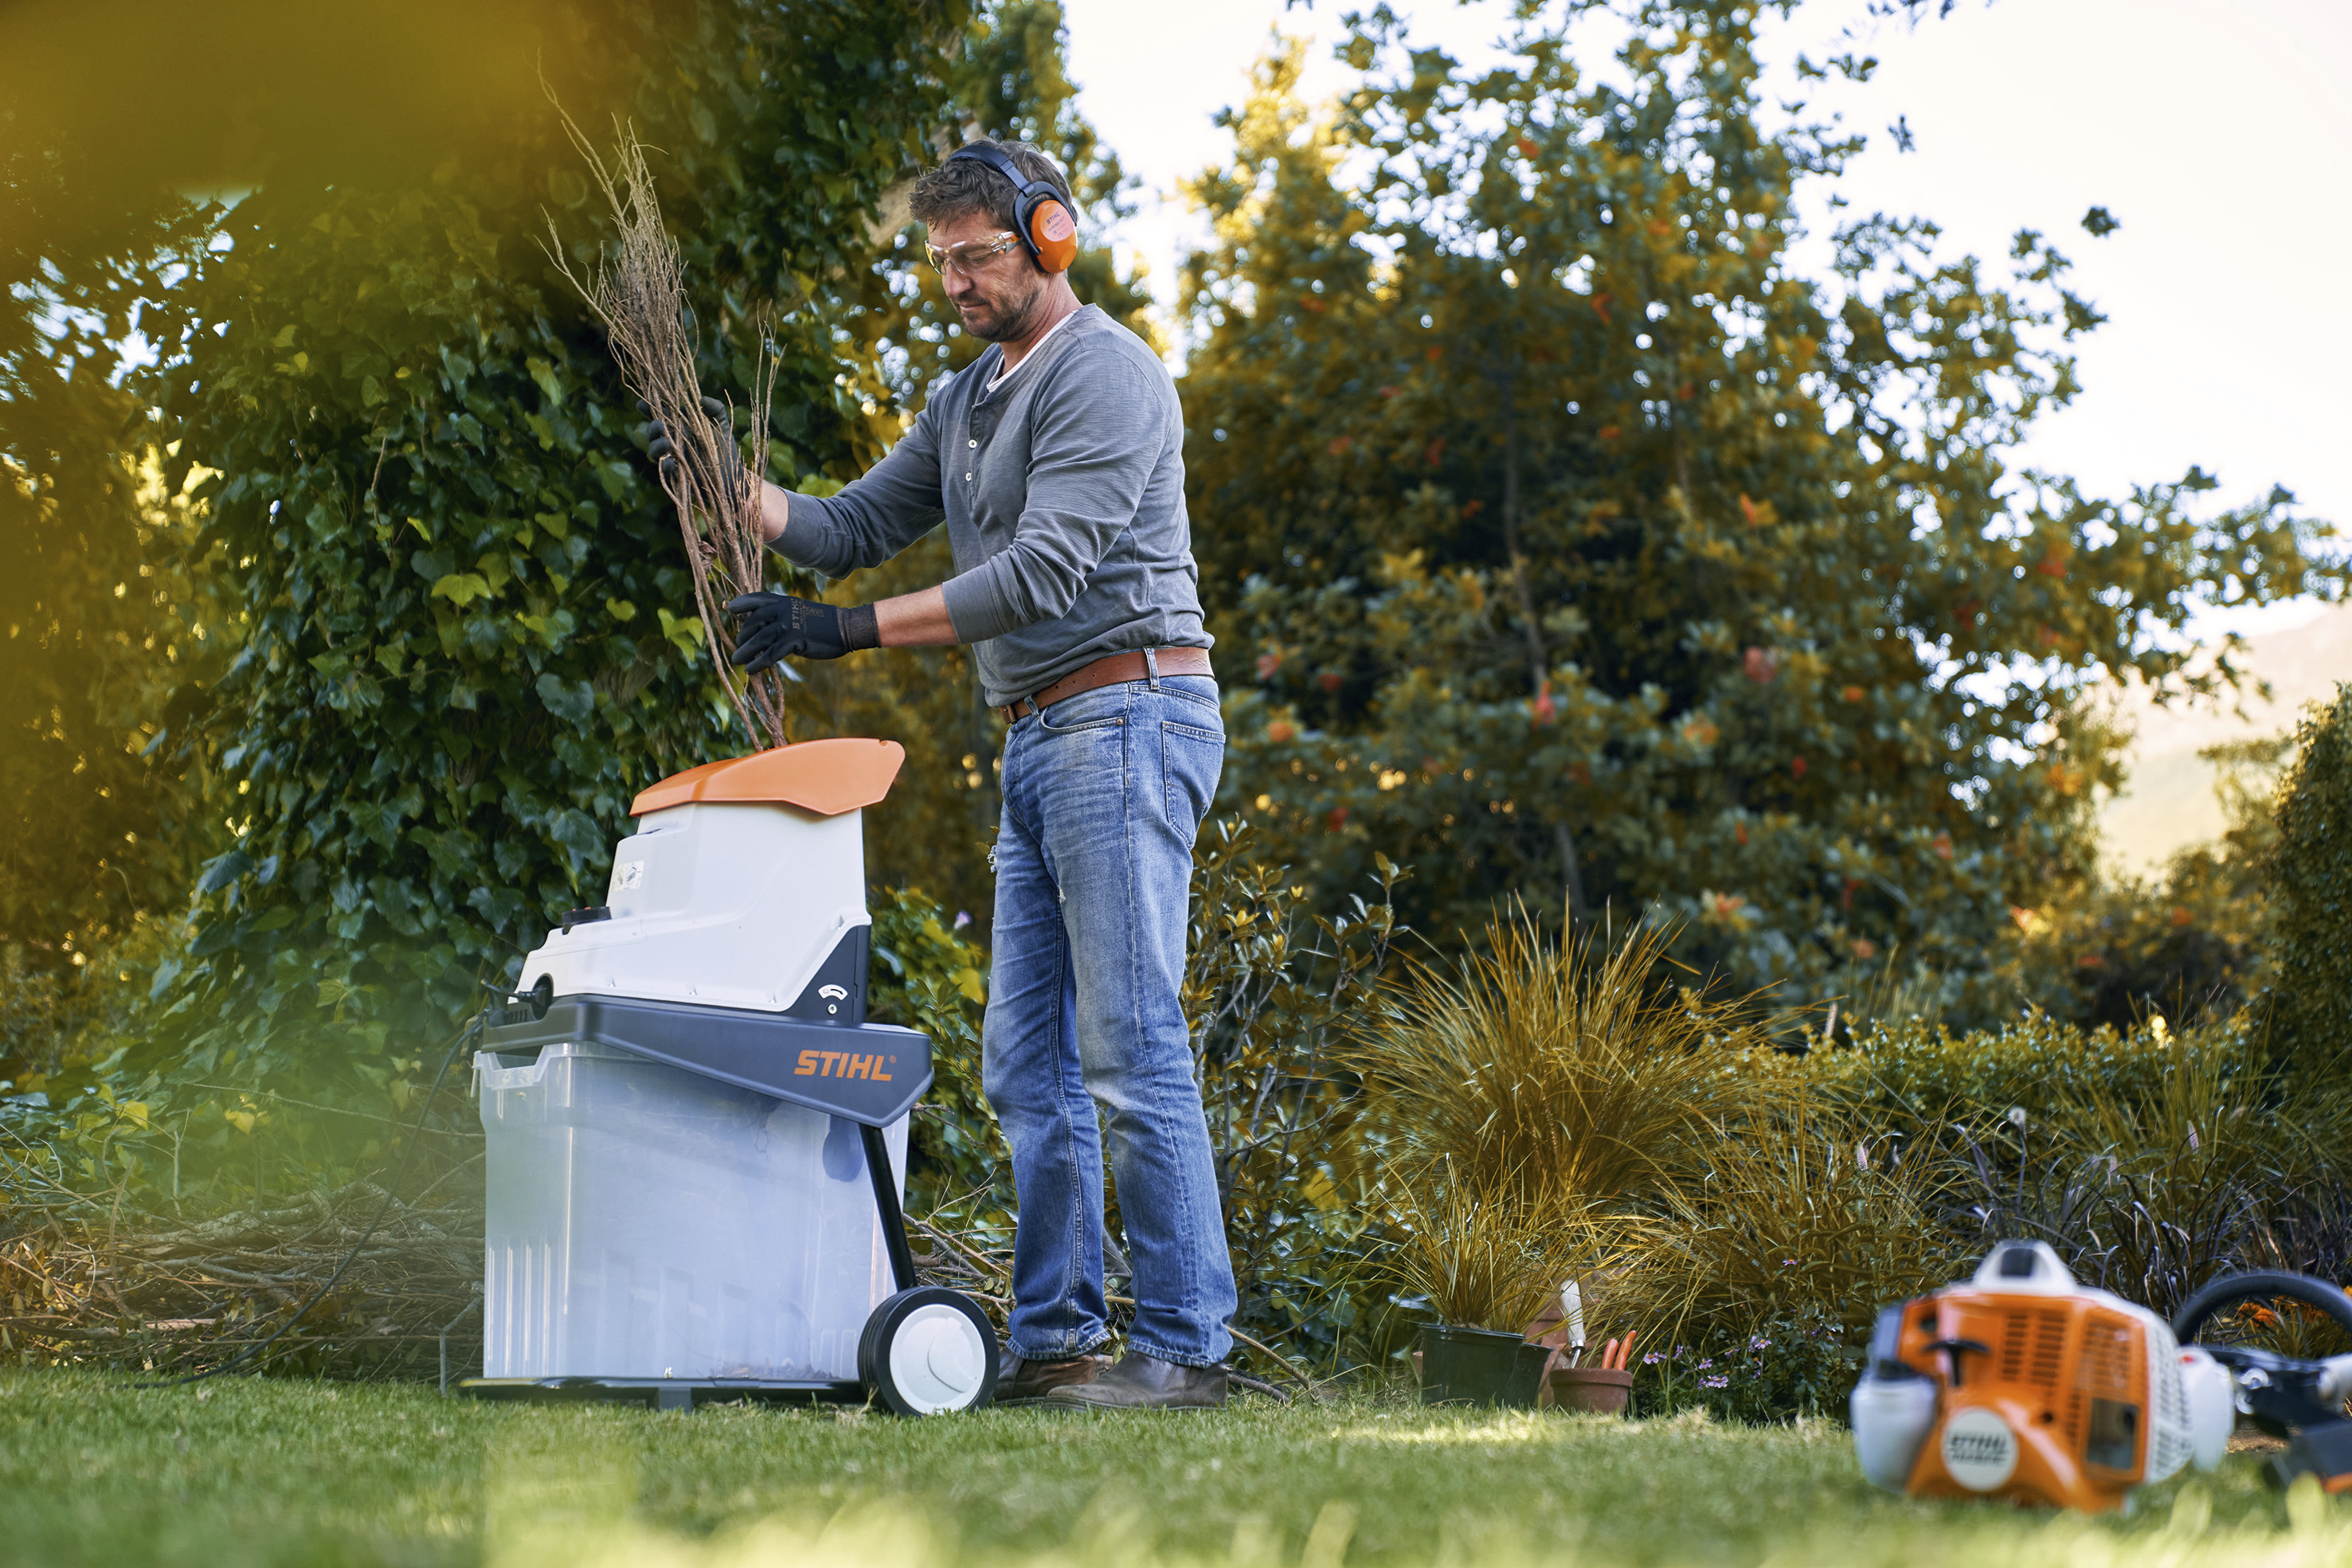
925, 231, 1024, 272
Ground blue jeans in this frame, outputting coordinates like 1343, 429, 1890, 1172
982, 673, 1236, 1368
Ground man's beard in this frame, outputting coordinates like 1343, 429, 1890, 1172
957, 279, 1045, 342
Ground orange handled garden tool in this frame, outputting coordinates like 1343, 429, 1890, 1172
1594, 1331, 1639, 1372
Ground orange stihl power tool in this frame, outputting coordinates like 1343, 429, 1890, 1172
1852, 1242, 2352, 1511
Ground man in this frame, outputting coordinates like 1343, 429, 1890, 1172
651, 139, 1234, 1410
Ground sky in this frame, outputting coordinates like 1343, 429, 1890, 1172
1059, 0, 2351, 643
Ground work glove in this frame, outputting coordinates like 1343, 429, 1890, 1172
641, 395, 749, 509
726, 591, 879, 673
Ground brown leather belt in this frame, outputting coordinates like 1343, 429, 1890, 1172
1000, 647, 1215, 724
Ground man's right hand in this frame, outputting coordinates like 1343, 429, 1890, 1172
726, 591, 879, 671
641, 395, 749, 510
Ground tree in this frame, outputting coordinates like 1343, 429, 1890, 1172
1179, 6, 2342, 1023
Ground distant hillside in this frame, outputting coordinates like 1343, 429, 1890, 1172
2097, 603, 2352, 875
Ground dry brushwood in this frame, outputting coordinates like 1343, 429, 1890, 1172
1, 1121, 483, 1378
542, 110, 792, 752
0, 1177, 484, 1379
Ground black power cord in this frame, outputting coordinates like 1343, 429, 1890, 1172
130, 1011, 486, 1390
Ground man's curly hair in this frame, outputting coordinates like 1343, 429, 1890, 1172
909, 138, 1074, 237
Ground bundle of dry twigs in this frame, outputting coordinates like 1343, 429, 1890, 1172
544, 113, 792, 752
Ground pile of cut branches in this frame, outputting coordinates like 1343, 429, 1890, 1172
2, 1132, 482, 1381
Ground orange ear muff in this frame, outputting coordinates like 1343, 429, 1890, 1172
1029, 197, 1078, 273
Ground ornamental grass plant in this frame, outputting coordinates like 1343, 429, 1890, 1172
1344, 913, 1782, 1216
2044, 1031, 2343, 1316
1347, 911, 1849, 1363
1374, 1156, 1630, 1333
1613, 1104, 1964, 1417
1337, 908, 2352, 1415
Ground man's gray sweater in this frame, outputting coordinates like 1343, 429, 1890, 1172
772, 304, 1211, 707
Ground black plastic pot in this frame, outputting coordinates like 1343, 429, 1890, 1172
1419, 1324, 1551, 1408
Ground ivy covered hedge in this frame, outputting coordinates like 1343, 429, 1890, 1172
139, 3, 977, 1103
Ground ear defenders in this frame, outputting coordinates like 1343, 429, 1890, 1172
946, 144, 1078, 274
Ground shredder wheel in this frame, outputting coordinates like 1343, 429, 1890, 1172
858, 1288, 997, 1416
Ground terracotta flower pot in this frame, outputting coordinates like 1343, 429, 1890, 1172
1548, 1364, 1632, 1415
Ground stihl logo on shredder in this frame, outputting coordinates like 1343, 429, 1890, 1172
796, 1050, 894, 1081
819, 984, 848, 1001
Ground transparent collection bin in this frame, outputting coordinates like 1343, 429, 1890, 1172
475, 1040, 908, 1382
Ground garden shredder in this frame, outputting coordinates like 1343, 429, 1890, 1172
456, 738, 996, 1415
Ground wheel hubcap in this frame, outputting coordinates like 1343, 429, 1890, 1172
888, 1304, 986, 1414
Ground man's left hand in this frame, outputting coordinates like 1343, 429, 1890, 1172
643, 396, 749, 510
726, 592, 879, 672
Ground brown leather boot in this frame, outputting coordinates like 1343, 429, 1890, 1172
996, 1346, 1111, 1406
1041, 1351, 1227, 1410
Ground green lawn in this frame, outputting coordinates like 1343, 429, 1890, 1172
0, 1369, 2342, 1568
